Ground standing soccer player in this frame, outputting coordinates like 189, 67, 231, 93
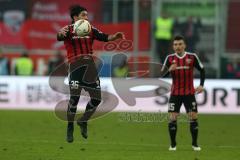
161, 35, 205, 151
57, 5, 125, 143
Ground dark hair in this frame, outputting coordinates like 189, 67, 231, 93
69, 5, 87, 20
22, 51, 29, 57
173, 35, 186, 43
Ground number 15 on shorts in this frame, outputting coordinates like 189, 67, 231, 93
169, 103, 175, 111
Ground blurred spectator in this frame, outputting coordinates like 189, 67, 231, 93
227, 61, 240, 79
113, 59, 129, 77
119, 0, 133, 22
139, 0, 151, 21
235, 62, 240, 78
48, 51, 65, 75
154, 12, 174, 64
0, 49, 10, 75
102, 0, 112, 23
15, 52, 33, 76
226, 63, 235, 78
172, 17, 181, 35
221, 58, 240, 79
181, 17, 202, 52
198, 51, 209, 63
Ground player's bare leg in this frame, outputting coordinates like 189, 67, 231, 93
188, 112, 201, 151
168, 112, 179, 151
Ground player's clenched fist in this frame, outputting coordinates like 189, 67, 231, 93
169, 62, 177, 72
195, 85, 204, 94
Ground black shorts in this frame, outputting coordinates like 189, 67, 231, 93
69, 55, 101, 99
168, 95, 197, 113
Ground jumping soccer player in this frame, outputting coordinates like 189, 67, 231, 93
57, 5, 125, 143
161, 35, 205, 151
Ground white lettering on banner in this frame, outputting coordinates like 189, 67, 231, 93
32, 12, 69, 21
26, 84, 65, 103
0, 76, 239, 114
32, 2, 69, 21
33, 2, 57, 12
29, 31, 56, 39
0, 83, 9, 103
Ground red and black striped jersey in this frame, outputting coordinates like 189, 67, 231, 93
58, 24, 108, 63
162, 52, 204, 96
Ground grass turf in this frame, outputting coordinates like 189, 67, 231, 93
0, 110, 240, 160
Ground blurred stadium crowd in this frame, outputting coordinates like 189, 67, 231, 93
0, 0, 239, 78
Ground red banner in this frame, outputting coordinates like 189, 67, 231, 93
29, 0, 102, 22
0, 22, 23, 45
21, 20, 66, 49
21, 20, 150, 51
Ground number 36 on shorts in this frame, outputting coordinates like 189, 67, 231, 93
70, 80, 79, 89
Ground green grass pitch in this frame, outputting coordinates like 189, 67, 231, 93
0, 110, 240, 160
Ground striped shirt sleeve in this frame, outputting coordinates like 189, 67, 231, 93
92, 26, 109, 42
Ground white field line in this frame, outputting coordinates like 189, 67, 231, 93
1, 139, 240, 149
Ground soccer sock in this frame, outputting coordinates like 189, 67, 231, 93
168, 121, 177, 147
190, 119, 198, 146
67, 104, 77, 123
79, 101, 98, 122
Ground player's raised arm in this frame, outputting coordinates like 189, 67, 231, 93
92, 27, 125, 42
193, 53, 205, 93
108, 32, 125, 41
57, 25, 69, 41
92, 27, 109, 42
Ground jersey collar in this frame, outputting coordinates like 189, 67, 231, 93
175, 52, 186, 59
